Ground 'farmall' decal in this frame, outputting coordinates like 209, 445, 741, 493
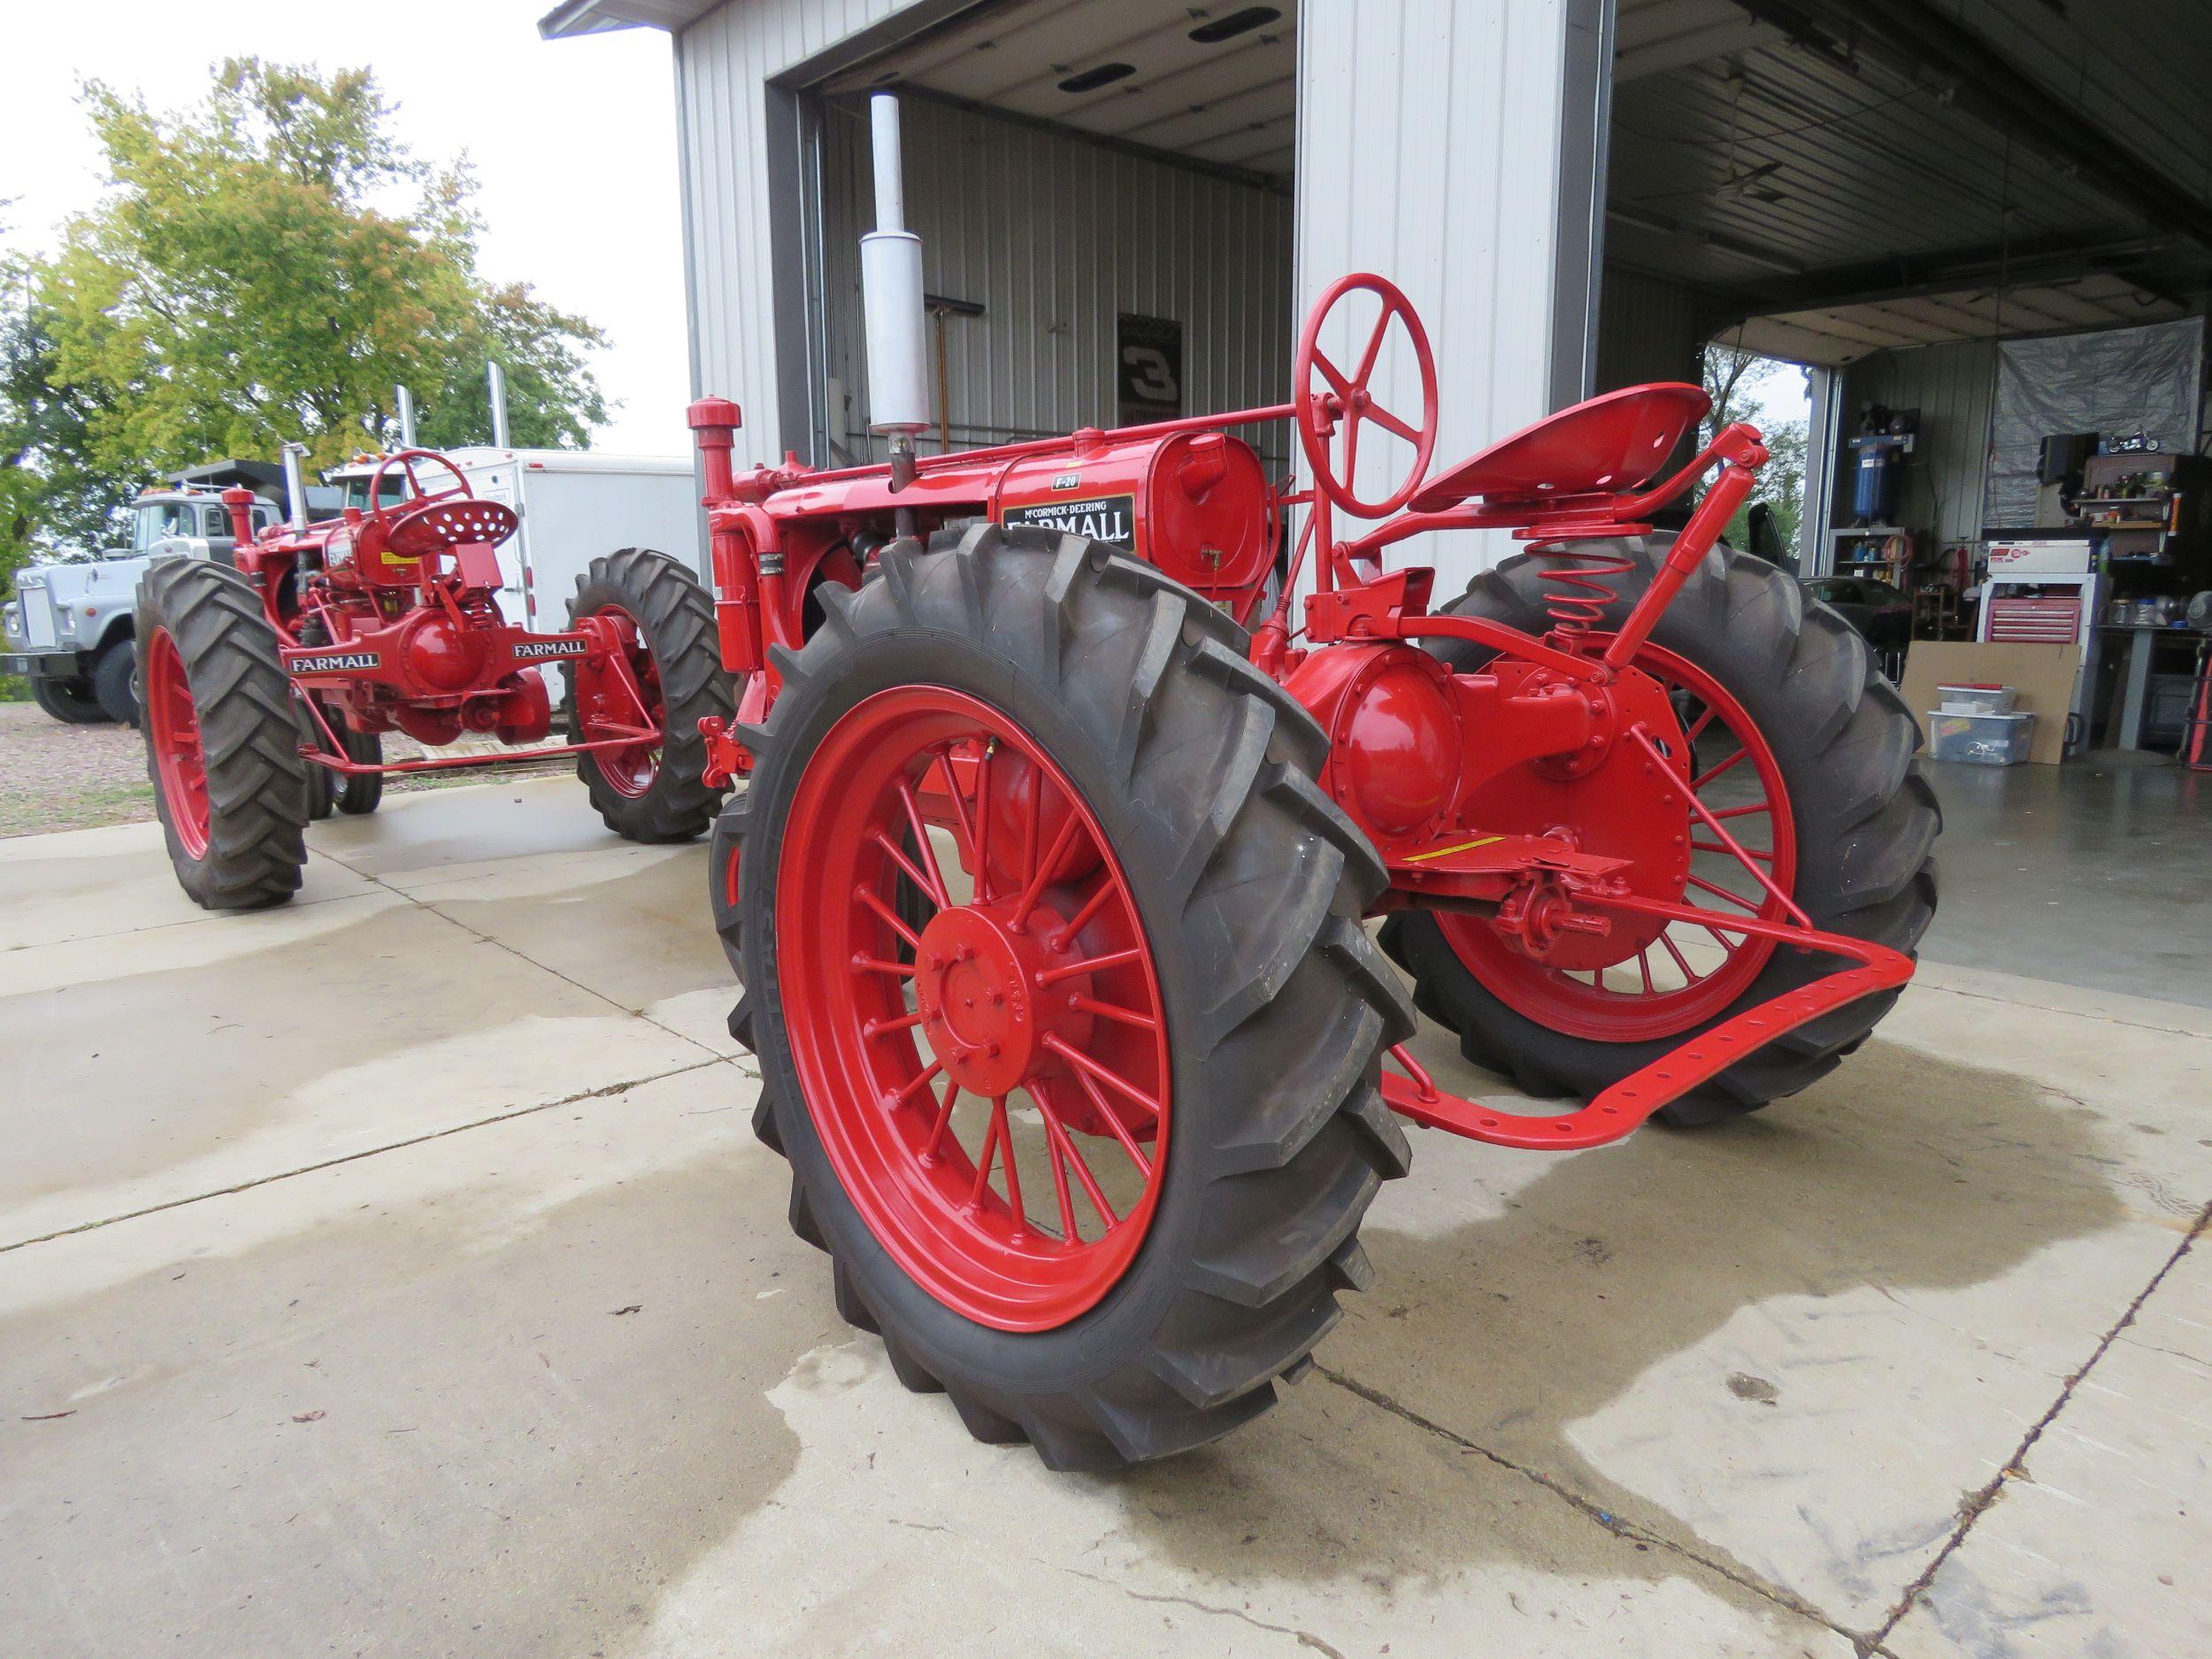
513, 638, 590, 661
291, 649, 381, 673
1002, 495, 1136, 551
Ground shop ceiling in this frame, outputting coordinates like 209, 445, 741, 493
1614, 0, 2212, 363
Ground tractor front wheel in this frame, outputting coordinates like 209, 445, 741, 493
134, 560, 310, 910
567, 547, 733, 842
1380, 536, 1939, 1124
725, 524, 1411, 1469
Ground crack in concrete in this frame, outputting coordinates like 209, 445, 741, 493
1054, 1563, 1350, 1658
1919, 980, 2212, 1044
318, 847, 736, 1064
0, 1056, 729, 1255
1865, 1198, 2212, 1650
1312, 1363, 1892, 1655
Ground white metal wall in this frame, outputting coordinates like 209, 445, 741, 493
672, 0, 912, 465
817, 96, 1294, 469
1292, 0, 1609, 593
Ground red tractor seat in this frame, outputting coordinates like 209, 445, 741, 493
383, 496, 522, 557
1409, 383, 1710, 516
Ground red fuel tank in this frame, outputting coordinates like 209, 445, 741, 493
992, 431, 1272, 615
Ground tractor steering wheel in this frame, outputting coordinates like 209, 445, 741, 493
364, 449, 512, 558
1293, 273, 1440, 519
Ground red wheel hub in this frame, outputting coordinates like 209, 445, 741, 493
1440, 641, 1798, 1043
775, 687, 1171, 1333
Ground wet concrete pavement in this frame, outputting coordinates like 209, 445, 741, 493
4, 772, 2207, 1657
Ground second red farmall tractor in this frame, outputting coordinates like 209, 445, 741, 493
136, 446, 729, 907
693, 97, 1938, 1471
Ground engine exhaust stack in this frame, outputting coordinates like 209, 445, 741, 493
280, 441, 311, 534
861, 92, 929, 497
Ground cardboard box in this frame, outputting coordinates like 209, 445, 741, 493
1898, 642, 2079, 764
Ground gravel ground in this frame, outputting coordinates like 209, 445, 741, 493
0, 700, 578, 839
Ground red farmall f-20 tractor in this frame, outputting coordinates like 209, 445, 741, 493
689, 97, 1939, 1471
136, 446, 730, 907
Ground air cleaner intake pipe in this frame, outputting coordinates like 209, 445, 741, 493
861, 92, 929, 507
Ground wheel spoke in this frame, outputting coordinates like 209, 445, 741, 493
1059, 1059, 1154, 1182
1010, 807, 1084, 925
1637, 948, 1655, 995
921, 1076, 960, 1158
971, 741, 995, 901
1686, 872, 1761, 913
931, 746, 982, 887
1032, 1087, 1080, 1240
872, 831, 946, 915
1693, 838, 1773, 863
857, 885, 923, 950
1037, 946, 1145, 987
864, 1010, 925, 1040
895, 780, 952, 906
1659, 930, 1700, 983
990, 1094, 1024, 1234
854, 954, 918, 978
1709, 800, 1771, 820
1069, 993, 1157, 1031
1034, 1086, 1119, 1230
894, 1060, 946, 1110
968, 1108, 1002, 1207
1690, 746, 1748, 792
1048, 875, 1117, 949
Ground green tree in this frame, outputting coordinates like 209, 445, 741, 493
1702, 343, 1809, 561
1, 251, 128, 580
38, 58, 606, 481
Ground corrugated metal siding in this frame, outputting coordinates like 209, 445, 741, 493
1832, 339, 1997, 549
1595, 265, 1701, 391
818, 96, 1294, 468
673, 0, 915, 463
1293, 0, 1597, 590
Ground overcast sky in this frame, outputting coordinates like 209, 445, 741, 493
1, 3, 691, 455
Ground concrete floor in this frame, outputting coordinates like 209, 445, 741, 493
4, 764, 2208, 1658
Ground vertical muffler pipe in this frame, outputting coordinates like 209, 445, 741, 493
396, 384, 419, 449
488, 361, 512, 449
280, 441, 311, 534
860, 92, 929, 514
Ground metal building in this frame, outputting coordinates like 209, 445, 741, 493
541, 0, 2212, 588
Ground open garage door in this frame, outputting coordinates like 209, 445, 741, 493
791, 2, 1300, 476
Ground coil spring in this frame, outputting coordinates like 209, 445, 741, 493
1536, 541, 1637, 640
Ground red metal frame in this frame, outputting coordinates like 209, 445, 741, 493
695, 273, 1916, 1155
211, 452, 668, 787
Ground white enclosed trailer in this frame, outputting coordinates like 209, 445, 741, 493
434, 448, 702, 631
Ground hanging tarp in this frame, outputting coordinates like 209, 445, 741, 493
1985, 317, 2204, 528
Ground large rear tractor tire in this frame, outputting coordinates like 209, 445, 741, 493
134, 560, 310, 910
31, 676, 109, 725
567, 547, 733, 843
724, 524, 1413, 1469
1379, 536, 1939, 1125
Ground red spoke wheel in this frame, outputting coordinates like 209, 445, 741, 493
565, 547, 733, 843
779, 691, 1171, 1329
1379, 535, 1938, 1125
133, 560, 309, 910
728, 525, 1412, 1470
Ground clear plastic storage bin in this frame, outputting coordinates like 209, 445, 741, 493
1927, 710, 2035, 765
